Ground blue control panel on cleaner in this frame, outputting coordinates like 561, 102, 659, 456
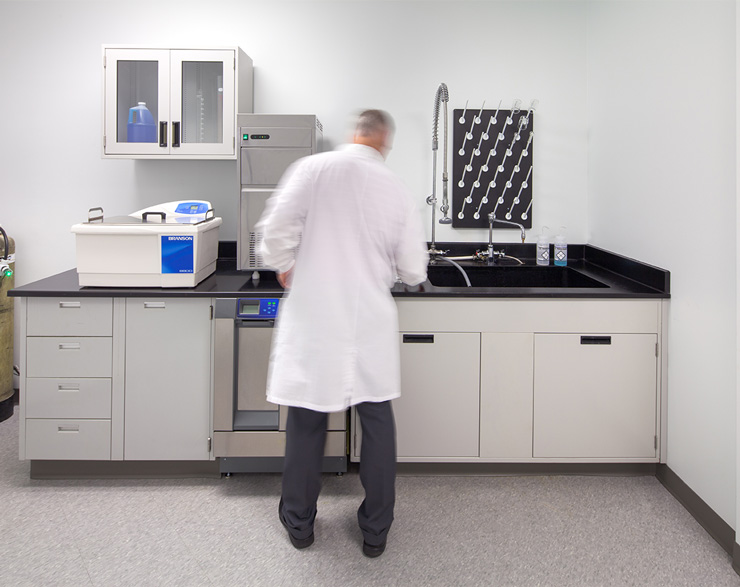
237, 298, 280, 319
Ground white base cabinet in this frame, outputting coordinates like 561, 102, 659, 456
21, 298, 114, 460
533, 333, 658, 459
20, 295, 666, 465
395, 332, 480, 458
19, 297, 214, 462
480, 333, 534, 459
124, 299, 212, 460
352, 299, 666, 464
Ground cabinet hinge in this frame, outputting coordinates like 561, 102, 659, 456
208, 437, 212, 452
210, 305, 214, 320
233, 58, 236, 70
654, 436, 658, 450
103, 54, 106, 68
103, 135, 106, 148
655, 342, 659, 357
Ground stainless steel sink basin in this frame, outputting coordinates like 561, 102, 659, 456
427, 264, 609, 289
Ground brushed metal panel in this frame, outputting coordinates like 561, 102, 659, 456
213, 319, 235, 431
236, 325, 275, 411
277, 408, 347, 431
213, 430, 346, 457
240, 148, 312, 186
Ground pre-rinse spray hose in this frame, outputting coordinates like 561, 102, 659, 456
429, 83, 450, 251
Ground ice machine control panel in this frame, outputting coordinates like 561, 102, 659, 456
237, 298, 280, 320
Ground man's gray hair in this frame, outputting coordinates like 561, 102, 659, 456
355, 109, 395, 137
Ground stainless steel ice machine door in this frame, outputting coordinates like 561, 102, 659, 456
240, 147, 312, 186
237, 113, 322, 271
239, 126, 314, 185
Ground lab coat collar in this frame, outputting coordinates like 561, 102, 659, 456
340, 143, 386, 162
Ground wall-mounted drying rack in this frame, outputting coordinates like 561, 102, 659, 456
452, 99, 537, 229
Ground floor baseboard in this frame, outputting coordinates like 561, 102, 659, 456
656, 464, 735, 558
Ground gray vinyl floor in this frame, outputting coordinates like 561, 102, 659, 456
2, 407, 739, 587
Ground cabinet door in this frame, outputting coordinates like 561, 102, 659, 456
103, 48, 170, 156
124, 298, 212, 460
170, 49, 236, 157
394, 332, 480, 458
533, 333, 657, 459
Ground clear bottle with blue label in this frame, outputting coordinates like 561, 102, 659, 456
536, 226, 550, 266
554, 227, 568, 266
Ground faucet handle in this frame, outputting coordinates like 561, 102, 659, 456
428, 247, 449, 256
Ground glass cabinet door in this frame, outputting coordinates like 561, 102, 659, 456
104, 49, 170, 156
170, 50, 236, 157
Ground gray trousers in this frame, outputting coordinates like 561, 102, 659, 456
280, 401, 396, 547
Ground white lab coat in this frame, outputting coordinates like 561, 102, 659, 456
257, 143, 429, 412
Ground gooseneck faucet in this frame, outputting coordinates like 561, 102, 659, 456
487, 213, 526, 263
427, 83, 450, 254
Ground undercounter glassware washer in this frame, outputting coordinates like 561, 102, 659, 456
212, 297, 347, 473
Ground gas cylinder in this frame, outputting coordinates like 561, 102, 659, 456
0, 231, 15, 422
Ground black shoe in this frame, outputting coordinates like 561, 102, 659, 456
362, 540, 386, 558
279, 500, 314, 550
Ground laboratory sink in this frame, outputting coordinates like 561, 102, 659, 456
427, 263, 610, 289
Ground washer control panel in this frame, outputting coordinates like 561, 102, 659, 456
236, 298, 280, 319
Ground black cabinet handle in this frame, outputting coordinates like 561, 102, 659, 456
580, 336, 611, 345
403, 334, 434, 344
159, 121, 168, 147
172, 121, 180, 147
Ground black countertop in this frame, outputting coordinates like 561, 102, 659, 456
9, 243, 669, 299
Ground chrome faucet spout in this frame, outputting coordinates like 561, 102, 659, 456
487, 213, 526, 262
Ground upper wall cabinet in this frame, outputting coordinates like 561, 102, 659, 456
102, 46, 253, 159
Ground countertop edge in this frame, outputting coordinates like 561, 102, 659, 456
9, 244, 670, 300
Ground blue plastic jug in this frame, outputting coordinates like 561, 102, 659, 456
127, 102, 156, 143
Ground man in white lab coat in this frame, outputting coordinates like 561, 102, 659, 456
257, 109, 428, 557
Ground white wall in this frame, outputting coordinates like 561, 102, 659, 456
0, 0, 589, 287
587, 1, 737, 526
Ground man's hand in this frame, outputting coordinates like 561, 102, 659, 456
277, 267, 294, 289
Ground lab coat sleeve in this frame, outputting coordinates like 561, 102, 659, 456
256, 161, 312, 273
394, 198, 429, 286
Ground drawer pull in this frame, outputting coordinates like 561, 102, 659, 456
58, 343, 81, 350
57, 384, 80, 392
58, 301, 81, 309
580, 336, 612, 345
57, 426, 80, 433
403, 334, 435, 344
144, 302, 166, 309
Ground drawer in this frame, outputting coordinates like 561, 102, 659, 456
25, 419, 111, 460
27, 337, 112, 378
25, 378, 111, 419
27, 298, 113, 336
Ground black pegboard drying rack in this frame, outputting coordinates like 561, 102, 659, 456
452, 105, 534, 229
